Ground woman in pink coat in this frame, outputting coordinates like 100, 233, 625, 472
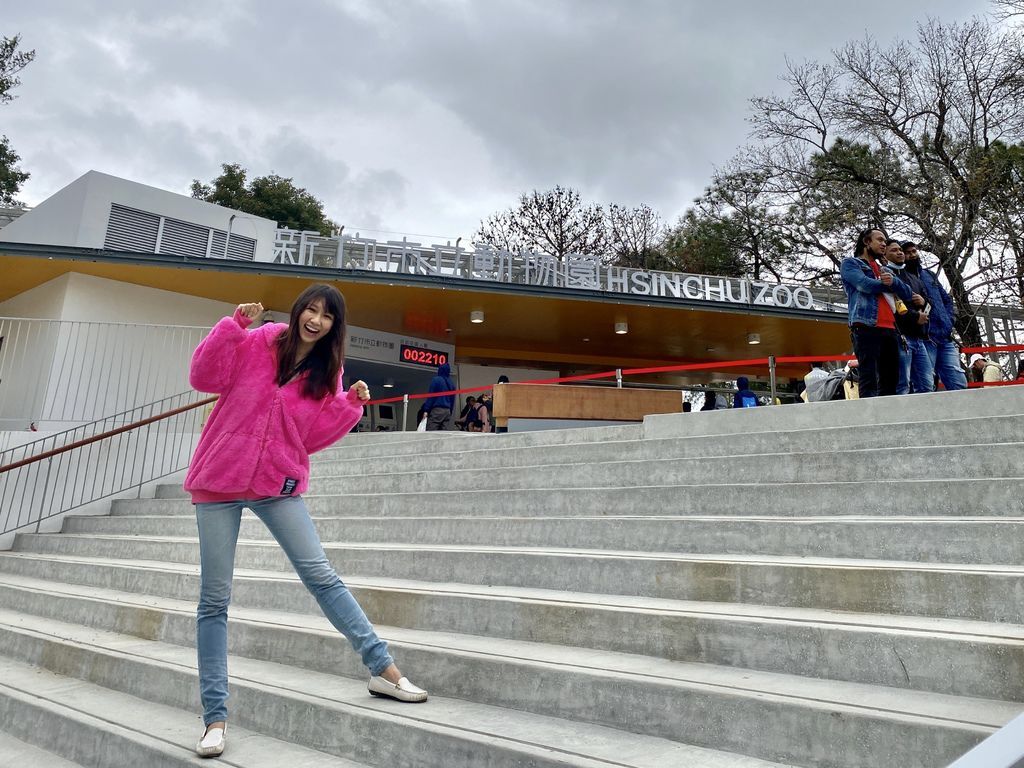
185, 284, 426, 758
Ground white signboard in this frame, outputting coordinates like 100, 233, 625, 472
347, 324, 454, 367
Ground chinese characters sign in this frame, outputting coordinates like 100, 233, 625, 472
269, 228, 836, 312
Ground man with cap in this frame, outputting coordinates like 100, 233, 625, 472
969, 354, 1004, 384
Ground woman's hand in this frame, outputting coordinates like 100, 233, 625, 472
351, 380, 370, 402
237, 303, 264, 320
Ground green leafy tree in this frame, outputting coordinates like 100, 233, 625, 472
0, 35, 36, 205
661, 209, 749, 277
191, 163, 337, 234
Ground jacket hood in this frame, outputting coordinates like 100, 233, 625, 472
438, 363, 451, 377
737, 376, 750, 390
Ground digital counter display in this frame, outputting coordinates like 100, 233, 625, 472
399, 344, 449, 368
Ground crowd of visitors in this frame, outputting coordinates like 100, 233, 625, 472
837, 228, 1000, 399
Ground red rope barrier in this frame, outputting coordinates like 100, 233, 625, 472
366, 344, 1023, 406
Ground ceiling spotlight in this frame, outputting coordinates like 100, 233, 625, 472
383, 378, 395, 388
470, 310, 485, 324
614, 321, 628, 335
747, 333, 761, 345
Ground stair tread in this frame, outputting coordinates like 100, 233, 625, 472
0, 655, 369, 767
0, 728, 83, 768
0, 582, 1021, 727
0, 611, 794, 768
0, 560, 1019, 642
21, 532, 1024, 574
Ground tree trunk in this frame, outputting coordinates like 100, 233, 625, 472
940, 259, 984, 347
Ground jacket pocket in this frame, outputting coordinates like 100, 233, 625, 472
253, 438, 308, 497
186, 432, 260, 493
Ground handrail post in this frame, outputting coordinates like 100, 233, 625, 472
768, 355, 777, 405
402, 395, 409, 431
137, 426, 149, 498
616, 369, 623, 389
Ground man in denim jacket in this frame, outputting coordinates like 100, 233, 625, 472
840, 228, 914, 397
901, 241, 968, 391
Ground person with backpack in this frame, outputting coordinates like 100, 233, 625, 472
463, 395, 491, 432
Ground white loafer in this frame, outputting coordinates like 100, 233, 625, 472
196, 724, 226, 758
368, 675, 428, 703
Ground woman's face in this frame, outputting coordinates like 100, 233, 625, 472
298, 299, 334, 345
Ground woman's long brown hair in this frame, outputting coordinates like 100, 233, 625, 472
274, 284, 347, 400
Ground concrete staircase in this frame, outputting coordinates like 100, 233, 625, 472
0, 386, 1022, 767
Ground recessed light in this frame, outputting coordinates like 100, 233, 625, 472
747, 333, 761, 345
470, 310, 485, 324
614, 321, 628, 335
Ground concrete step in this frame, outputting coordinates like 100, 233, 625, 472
643, 385, 1024, 440
0, 656, 367, 768
0, 729, 83, 768
2, 568, 1022, 704
61, 513, 1024, 566
1, 557, 1020, 701
136, 477, 1024, 518
305, 443, 1023, 495
316, 423, 643, 461
11, 533, 1024, 623
0, 610, 795, 768
311, 414, 1024, 477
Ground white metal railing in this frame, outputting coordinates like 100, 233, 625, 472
0, 317, 209, 435
0, 390, 212, 538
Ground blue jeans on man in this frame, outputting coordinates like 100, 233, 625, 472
897, 336, 935, 394
924, 338, 968, 391
195, 496, 393, 725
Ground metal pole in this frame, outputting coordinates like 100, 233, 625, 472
768, 356, 777, 405
223, 214, 236, 259
402, 394, 409, 431
616, 369, 623, 389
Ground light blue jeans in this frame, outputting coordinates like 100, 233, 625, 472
924, 338, 968, 391
897, 336, 935, 394
195, 496, 393, 725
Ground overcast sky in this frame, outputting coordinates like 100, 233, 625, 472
5, 0, 994, 243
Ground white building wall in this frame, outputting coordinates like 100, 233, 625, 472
0, 277, 70, 429
0, 170, 279, 260
0, 273, 70, 318
0, 275, 235, 430
58, 272, 236, 326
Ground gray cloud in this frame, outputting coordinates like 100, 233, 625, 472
4, 0, 994, 240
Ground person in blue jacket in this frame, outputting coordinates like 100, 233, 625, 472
840, 228, 914, 398
422, 362, 455, 430
901, 241, 967, 391
733, 376, 759, 408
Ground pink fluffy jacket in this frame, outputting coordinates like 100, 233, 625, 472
184, 308, 364, 503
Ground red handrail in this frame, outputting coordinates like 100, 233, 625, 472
0, 396, 218, 474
